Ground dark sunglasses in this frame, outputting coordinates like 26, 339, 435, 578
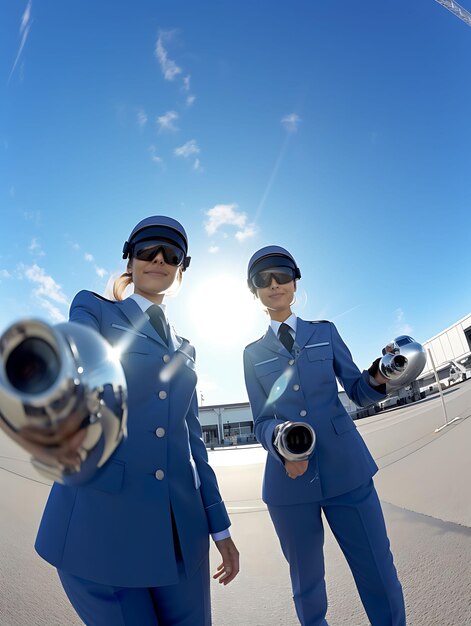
131, 240, 185, 266
251, 268, 296, 289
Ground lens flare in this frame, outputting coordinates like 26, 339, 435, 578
266, 367, 294, 405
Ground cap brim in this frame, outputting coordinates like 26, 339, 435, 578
249, 255, 296, 277
131, 226, 187, 253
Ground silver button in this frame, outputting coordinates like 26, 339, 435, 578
288, 359, 295, 366
300, 410, 307, 417
155, 469, 165, 480
293, 384, 300, 391
163, 354, 170, 363
158, 390, 167, 400
155, 427, 166, 438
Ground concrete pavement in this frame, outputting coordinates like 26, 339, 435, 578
0, 383, 470, 625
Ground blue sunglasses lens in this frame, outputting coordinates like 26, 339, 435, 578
133, 241, 185, 266
252, 269, 295, 289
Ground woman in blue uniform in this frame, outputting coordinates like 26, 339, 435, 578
27, 216, 239, 626
243, 245, 405, 626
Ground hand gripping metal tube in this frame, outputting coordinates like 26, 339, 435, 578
273, 421, 316, 462
0, 319, 127, 483
379, 335, 427, 391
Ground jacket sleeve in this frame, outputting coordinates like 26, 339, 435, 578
186, 382, 231, 534
69, 290, 102, 331
243, 348, 285, 466
330, 322, 386, 407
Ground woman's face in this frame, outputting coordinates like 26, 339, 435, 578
129, 250, 180, 303
256, 276, 296, 314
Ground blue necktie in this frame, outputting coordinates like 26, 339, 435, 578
279, 323, 294, 353
147, 305, 168, 345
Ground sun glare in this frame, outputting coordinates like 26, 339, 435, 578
187, 273, 261, 347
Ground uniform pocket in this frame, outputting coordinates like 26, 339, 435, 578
108, 325, 151, 355
110, 323, 147, 338
331, 414, 356, 435
306, 342, 333, 362
254, 358, 282, 377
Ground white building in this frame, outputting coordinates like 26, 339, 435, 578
199, 402, 254, 447
418, 312, 471, 389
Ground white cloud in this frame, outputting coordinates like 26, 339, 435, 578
193, 158, 202, 171
157, 110, 179, 132
9, 0, 33, 83
174, 139, 200, 158
29, 237, 45, 256
22, 209, 41, 223
23, 263, 68, 305
208, 246, 220, 254
137, 108, 148, 128
155, 32, 182, 81
235, 225, 257, 242
149, 145, 163, 165
393, 308, 413, 336
19, 264, 68, 322
38, 299, 66, 323
204, 203, 247, 236
0, 269, 12, 280
21, 1, 32, 32
154, 33, 197, 111
72, 242, 80, 250
281, 113, 301, 132
81, 251, 108, 278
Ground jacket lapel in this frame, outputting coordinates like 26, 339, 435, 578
295, 318, 320, 350
115, 299, 167, 348
258, 318, 322, 357
168, 323, 183, 353
260, 326, 291, 357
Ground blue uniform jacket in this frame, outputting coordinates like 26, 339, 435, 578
243, 319, 386, 505
35, 291, 230, 588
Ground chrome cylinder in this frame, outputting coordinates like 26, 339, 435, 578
380, 353, 408, 379
379, 335, 427, 391
274, 421, 316, 462
0, 319, 127, 483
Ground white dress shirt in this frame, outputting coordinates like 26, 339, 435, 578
129, 293, 168, 340
128, 294, 230, 542
270, 312, 297, 343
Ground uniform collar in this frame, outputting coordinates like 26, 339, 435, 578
115, 296, 181, 351
270, 312, 297, 336
129, 293, 167, 319
260, 316, 320, 356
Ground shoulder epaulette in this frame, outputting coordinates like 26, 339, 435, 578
309, 320, 330, 324
177, 335, 195, 359
174, 332, 193, 350
90, 291, 115, 304
245, 335, 265, 349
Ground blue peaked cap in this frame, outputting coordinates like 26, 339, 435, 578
247, 245, 301, 291
122, 215, 190, 269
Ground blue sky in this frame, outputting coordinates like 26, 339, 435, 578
2, 1, 470, 405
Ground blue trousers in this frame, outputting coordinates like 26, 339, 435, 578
268, 480, 406, 626
57, 555, 211, 626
